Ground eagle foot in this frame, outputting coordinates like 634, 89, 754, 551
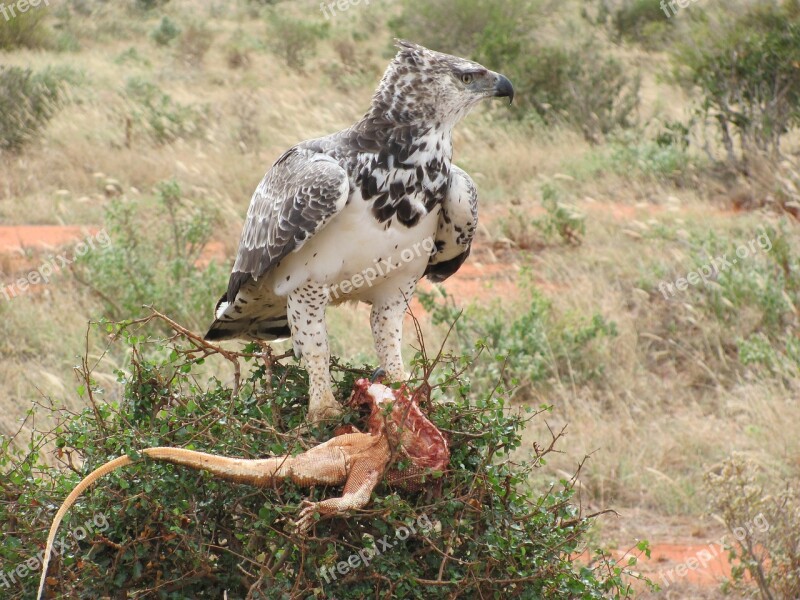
306, 397, 342, 425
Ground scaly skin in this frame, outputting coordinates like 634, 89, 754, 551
37, 380, 448, 600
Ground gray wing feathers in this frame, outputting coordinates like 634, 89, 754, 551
227, 147, 349, 300
425, 165, 478, 282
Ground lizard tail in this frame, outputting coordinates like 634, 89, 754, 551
37, 447, 284, 599
37, 454, 133, 600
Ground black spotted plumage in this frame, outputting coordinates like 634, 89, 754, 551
204, 40, 513, 352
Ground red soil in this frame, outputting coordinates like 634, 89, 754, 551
646, 542, 733, 586
0, 225, 98, 253
0, 226, 101, 298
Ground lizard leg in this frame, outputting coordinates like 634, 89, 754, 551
295, 453, 387, 533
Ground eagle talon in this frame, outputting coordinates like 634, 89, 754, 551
307, 386, 342, 424
307, 403, 342, 425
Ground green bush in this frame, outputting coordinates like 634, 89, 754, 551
565, 129, 698, 185
518, 43, 640, 143
72, 180, 225, 330
151, 15, 180, 46
609, 132, 694, 182
613, 0, 668, 37
134, 0, 170, 10
0, 3, 49, 49
533, 183, 586, 246
1, 318, 649, 598
419, 288, 617, 398
737, 332, 800, 375
264, 9, 329, 71
671, 2, 800, 167
389, 0, 534, 59
123, 77, 208, 144
592, 0, 673, 48
390, 0, 640, 142
0, 66, 72, 152
687, 224, 798, 337
653, 223, 800, 379
501, 183, 586, 249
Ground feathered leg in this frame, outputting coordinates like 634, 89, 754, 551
287, 281, 342, 423
369, 277, 416, 383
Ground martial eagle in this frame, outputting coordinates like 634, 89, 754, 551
205, 40, 514, 422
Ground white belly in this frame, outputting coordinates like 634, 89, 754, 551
270, 199, 439, 301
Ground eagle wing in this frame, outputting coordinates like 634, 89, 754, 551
224, 146, 350, 304
425, 165, 478, 282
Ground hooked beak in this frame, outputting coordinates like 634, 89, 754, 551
492, 74, 514, 105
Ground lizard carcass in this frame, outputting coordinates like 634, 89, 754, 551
36, 379, 448, 599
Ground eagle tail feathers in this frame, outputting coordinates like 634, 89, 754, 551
203, 316, 290, 342
204, 290, 290, 342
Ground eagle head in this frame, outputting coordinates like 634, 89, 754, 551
370, 39, 514, 127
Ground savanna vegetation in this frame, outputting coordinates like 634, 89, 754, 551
1, 1, 798, 598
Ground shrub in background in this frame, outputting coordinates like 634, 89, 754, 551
389, 0, 533, 59
688, 224, 798, 350
391, 0, 640, 143
537, 44, 640, 143
418, 287, 617, 400
705, 454, 800, 599
612, 0, 670, 42
150, 15, 180, 46
501, 183, 586, 249
589, 0, 673, 49
0, 3, 49, 50
671, 1, 800, 169
123, 76, 208, 144
644, 223, 800, 383
72, 180, 225, 330
264, 9, 329, 71
0, 66, 72, 152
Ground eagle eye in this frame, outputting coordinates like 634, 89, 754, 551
460, 73, 474, 85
